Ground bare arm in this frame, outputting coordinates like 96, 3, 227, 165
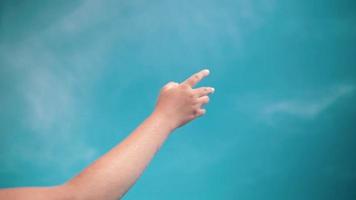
0, 69, 214, 200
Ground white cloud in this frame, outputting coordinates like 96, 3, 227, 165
233, 83, 355, 127
0, 0, 159, 179
0, 0, 114, 177
261, 84, 355, 120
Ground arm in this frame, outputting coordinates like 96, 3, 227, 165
0, 69, 214, 200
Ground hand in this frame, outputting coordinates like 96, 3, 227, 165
153, 69, 215, 130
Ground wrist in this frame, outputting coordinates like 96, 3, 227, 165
150, 111, 178, 133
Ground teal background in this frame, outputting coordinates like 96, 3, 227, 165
1, 0, 356, 199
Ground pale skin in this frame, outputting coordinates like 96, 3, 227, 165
0, 69, 214, 200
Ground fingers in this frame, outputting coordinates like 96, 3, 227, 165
181, 69, 210, 88
194, 109, 206, 117
193, 87, 215, 97
197, 96, 210, 105
192, 97, 209, 118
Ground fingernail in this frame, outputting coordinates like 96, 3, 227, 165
203, 69, 210, 75
211, 87, 215, 93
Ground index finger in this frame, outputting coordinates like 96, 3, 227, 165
181, 69, 210, 88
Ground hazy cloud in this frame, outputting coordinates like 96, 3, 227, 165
261, 84, 355, 119
234, 83, 355, 127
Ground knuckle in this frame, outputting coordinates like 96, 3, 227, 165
199, 87, 212, 95
201, 88, 208, 93
189, 114, 196, 120
194, 99, 201, 105
186, 88, 194, 95
180, 83, 189, 90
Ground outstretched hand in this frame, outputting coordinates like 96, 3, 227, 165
153, 69, 214, 130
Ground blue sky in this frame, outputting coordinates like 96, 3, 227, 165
1, 0, 356, 199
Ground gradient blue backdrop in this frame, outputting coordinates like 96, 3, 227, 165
1, 0, 356, 199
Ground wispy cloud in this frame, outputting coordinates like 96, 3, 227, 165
261, 84, 355, 120
0, 0, 162, 181
0, 0, 115, 179
2, 55, 99, 180
234, 84, 355, 126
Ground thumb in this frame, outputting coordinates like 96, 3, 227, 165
163, 81, 179, 90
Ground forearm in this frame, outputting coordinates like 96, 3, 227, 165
65, 112, 174, 200
0, 186, 68, 200
0, 113, 174, 200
